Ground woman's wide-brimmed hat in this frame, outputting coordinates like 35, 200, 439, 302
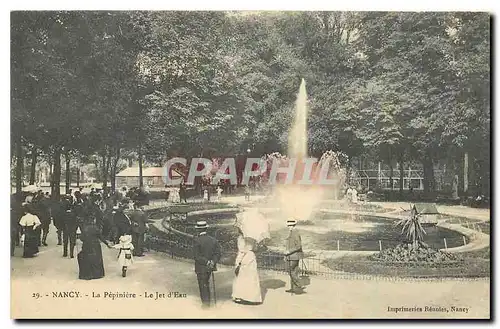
195, 220, 208, 229
21, 202, 30, 212
286, 219, 297, 226
119, 235, 132, 243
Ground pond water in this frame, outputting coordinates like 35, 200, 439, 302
267, 215, 466, 251
148, 208, 466, 252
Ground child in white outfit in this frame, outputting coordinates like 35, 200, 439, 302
216, 187, 223, 202
113, 235, 134, 277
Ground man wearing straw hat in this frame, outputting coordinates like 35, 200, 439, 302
193, 220, 221, 308
284, 219, 305, 294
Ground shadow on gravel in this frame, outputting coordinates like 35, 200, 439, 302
260, 278, 286, 301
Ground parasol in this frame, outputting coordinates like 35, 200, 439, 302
235, 208, 270, 242
88, 183, 102, 189
22, 185, 38, 193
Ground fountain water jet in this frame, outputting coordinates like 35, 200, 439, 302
288, 78, 308, 160
270, 79, 342, 222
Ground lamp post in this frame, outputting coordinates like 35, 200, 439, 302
76, 158, 81, 188
242, 145, 252, 187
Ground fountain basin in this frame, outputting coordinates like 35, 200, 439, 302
266, 214, 466, 252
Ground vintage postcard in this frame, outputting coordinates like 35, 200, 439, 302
10, 10, 490, 319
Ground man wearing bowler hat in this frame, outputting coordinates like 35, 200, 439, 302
193, 220, 221, 308
284, 219, 305, 294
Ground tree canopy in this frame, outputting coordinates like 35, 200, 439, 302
11, 11, 490, 196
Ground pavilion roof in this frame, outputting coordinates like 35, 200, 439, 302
116, 167, 183, 178
412, 203, 439, 214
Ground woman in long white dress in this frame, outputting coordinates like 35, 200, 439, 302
232, 235, 262, 304
346, 187, 353, 202
168, 187, 179, 203
172, 187, 180, 203
351, 187, 358, 203
216, 186, 223, 202
19, 204, 41, 258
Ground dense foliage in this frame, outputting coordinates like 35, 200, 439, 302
11, 11, 490, 198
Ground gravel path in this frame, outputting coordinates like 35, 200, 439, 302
12, 212, 490, 319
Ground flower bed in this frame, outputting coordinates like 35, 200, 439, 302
369, 244, 461, 263
323, 247, 490, 278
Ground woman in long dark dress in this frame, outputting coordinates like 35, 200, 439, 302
19, 204, 41, 258
78, 218, 110, 280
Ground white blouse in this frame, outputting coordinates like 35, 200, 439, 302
235, 235, 254, 266
19, 214, 41, 227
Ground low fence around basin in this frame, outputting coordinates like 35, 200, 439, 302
145, 233, 313, 275
143, 206, 489, 280
144, 232, 490, 280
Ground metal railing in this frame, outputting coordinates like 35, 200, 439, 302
142, 206, 490, 281
144, 233, 490, 281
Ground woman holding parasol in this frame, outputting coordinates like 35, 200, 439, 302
232, 208, 270, 304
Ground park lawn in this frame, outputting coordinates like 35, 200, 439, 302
317, 201, 390, 213
447, 217, 491, 235
322, 252, 490, 278
460, 246, 490, 259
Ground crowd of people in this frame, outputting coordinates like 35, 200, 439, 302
11, 187, 153, 279
12, 184, 306, 308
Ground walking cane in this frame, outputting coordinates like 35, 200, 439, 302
287, 257, 293, 295
212, 271, 217, 306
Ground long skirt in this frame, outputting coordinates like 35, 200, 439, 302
22, 226, 39, 258
117, 250, 133, 267
78, 242, 105, 280
232, 251, 262, 303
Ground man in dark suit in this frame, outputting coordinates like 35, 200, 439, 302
31, 193, 49, 246
102, 204, 115, 242
284, 219, 305, 294
129, 203, 152, 256
38, 193, 52, 246
113, 203, 132, 243
52, 196, 66, 245
62, 195, 79, 258
11, 200, 22, 256
193, 221, 221, 308
179, 182, 187, 203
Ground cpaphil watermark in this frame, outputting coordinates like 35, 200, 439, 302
163, 157, 340, 185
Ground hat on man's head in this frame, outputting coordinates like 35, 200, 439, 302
195, 221, 208, 230
286, 219, 297, 226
